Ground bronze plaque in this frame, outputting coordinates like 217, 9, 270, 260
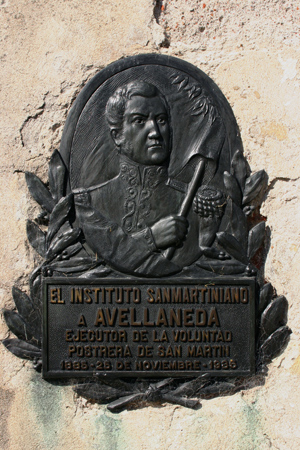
3, 54, 290, 410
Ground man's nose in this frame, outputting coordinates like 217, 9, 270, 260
147, 119, 161, 138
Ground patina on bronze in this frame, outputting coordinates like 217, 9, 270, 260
43, 278, 255, 378
62, 56, 237, 276
3, 55, 291, 410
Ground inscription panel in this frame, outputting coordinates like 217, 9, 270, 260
43, 278, 255, 378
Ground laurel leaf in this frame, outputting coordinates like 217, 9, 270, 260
196, 259, 246, 275
170, 74, 185, 84
223, 171, 242, 206
191, 110, 201, 117
260, 326, 291, 362
3, 309, 39, 344
74, 384, 131, 403
3, 338, 41, 360
191, 108, 207, 117
35, 210, 49, 226
46, 228, 81, 259
190, 86, 202, 99
50, 256, 94, 269
107, 393, 145, 411
259, 283, 273, 314
179, 77, 189, 89
242, 170, 268, 205
59, 241, 83, 259
28, 316, 42, 343
248, 222, 266, 259
219, 199, 248, 252
48, 149, 66, 203
191, 97, 209, 116
261, 296, 288, 338
3, 310, 27, 340
216, 232, 249, 264
79, 266, 111, 279
49, 261, 99, 274
172, 375, 209, 397
25, 172, 55, 212
187, 85, 196, 98
11, 286, 41, 341
29, 273, 42, 312
12, 286, 34, 323
231, 149, 249, 191
46, 193, 73, 246
160, 394, 199, 409
4, 307, 41, 344
26, 220, 46, 257
198, 382, 235, 398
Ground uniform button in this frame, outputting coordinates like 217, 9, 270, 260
137, 222, 143, 229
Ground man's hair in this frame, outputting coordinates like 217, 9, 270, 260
105, 81, 170, 132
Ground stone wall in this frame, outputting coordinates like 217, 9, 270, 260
0, 1, 299, 449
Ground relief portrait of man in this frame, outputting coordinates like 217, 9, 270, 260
73, 80, 231, 277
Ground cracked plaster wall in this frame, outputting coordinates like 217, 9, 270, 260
0, 1, 300, 449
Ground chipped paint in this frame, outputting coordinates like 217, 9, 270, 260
260, 121, 288, 141
278, 56, 298, 83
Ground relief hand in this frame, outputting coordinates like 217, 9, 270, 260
151, 215, 188, 249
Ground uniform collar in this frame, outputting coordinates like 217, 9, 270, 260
119, 155, 168, 188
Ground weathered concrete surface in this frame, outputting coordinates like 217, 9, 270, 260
1, 1, 300, 449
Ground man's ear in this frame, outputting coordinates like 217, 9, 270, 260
111, 129, 123, 147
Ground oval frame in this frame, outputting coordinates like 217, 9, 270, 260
60, 54, 242, 191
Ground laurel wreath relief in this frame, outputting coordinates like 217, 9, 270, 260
2, 128, 291, 411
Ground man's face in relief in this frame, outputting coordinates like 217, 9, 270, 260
115, 95, 171, 166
